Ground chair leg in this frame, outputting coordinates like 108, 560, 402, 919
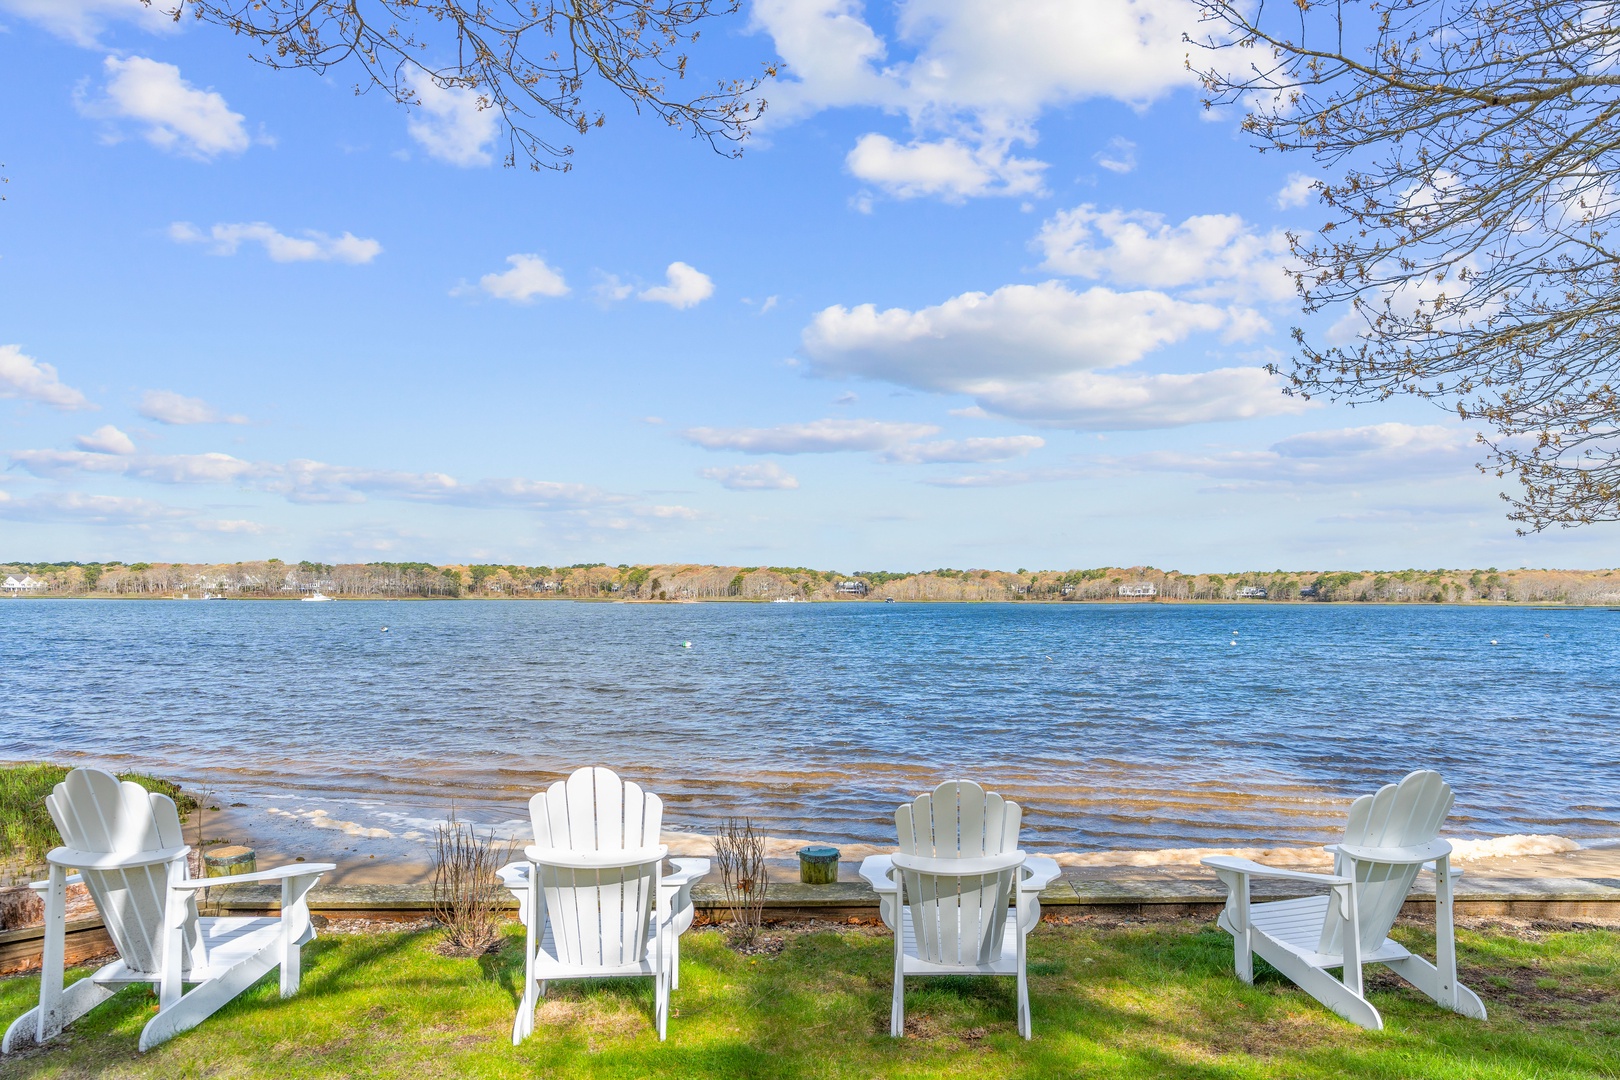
513, 923, 538, 1046
1234, 925, 1254, 984
1016, 967, 1031, 1040
655, 967, 670, 1041
1385, 955, 1488, 1020
3, 978, 114, 1053
891, 941, 905, 1038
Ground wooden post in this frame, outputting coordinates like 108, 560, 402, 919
799, 846, 840, 885
204, 847, 257, 879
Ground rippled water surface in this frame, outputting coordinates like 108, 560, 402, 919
2, 599, 1617, 849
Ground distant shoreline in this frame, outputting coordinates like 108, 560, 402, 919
1, 594, 1608, 607
6, 561, 1615, 605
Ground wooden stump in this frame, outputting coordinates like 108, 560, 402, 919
204, 846, 257, 878
799, 845, 840, 885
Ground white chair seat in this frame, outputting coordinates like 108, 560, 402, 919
1237, 897, 1411, 968
530, 917, 669, 980
899, 909, 1021, 975
92, 917, 294, 986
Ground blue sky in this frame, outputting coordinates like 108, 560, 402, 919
0, 0, 1614, 571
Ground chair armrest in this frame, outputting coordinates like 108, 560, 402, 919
891, 851, 1025, 876
857, 854, 898, 893
1328, 839, 1453, 866
662, 857, 710, 889
496, 861, 529, 888
524, 844, 668, 870
1202, 856, 1351, 886
170, 862, 336, 889
1019, 856, 1061, 892
47, 845, 189, 871
28, 873, 83, 892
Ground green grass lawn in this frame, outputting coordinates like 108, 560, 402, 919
1, 918, 1616, 1079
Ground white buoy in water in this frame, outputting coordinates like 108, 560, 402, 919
683, 641, 692, 649
381, 627, 389, 633
1490, 639, 1498, 645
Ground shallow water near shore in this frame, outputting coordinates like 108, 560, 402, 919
2, 599, 1617, 859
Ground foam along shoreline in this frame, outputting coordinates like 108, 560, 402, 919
194, 801, 1596, 886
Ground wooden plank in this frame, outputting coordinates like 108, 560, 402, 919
0, 919, 114, 975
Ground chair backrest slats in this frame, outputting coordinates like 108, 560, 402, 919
1320, 769, 1454, 955
529, 767, 662, 967
46, 768, 196, 976
896, 780, 1021, 966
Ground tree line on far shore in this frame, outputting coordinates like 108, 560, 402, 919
4, 560, 1619, 605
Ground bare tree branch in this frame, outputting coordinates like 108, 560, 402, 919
1191, 0, 1620, 530
147, 0, 775, 171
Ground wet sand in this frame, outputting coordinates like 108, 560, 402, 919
191, 804, 1620, 888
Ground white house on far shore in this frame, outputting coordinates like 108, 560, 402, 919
3, 574, 45, 593
1118, 582, 1157, 597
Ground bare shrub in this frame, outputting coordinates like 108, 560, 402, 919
432, 811, 512, 955
714, 817, 767, 946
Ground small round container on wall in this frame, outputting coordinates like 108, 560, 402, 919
204, 845, 257, 878
798, 845, 840, 885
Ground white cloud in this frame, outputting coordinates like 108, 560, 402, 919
0, 0, 177, 46
75, 424, 135, 454
801, 280, 1307, 430
7, 444, 632, 513
1275, 172, 1317, 209
0, 490, 187, 524
701, 462, 802, 490
169, 221, 382, 264
920, 465, 1084, 488
879, 434, 1045, 463
0, 345, 92, 411
195, 518, 273, 535
9, 449, 132, 477
1035, 205, 1296, 303
685, 417, 1048, 462
1092, 136, 1136, 174
639, 262, 714, 309
84, 56, 251, 160
138, 389, 247, 426
477, 254, 570, 302
1124, 422, 1477, 483
407, 80, 498, 166
756, 0, 1196, 124
683, 417, 939, 454
804, 281, 1228, 389
966, 367, 1310, 430
592, 272, 634, 303
845, 134, 1045, 200
753, 0, 1196, 201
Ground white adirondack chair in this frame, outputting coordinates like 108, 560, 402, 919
496, 767, 708, 1043
858, 780, 1060, 1039
1, 768, 335, 1054
1202, 769, 1487, 1030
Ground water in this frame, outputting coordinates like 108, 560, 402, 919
2, 599, 1616, 851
